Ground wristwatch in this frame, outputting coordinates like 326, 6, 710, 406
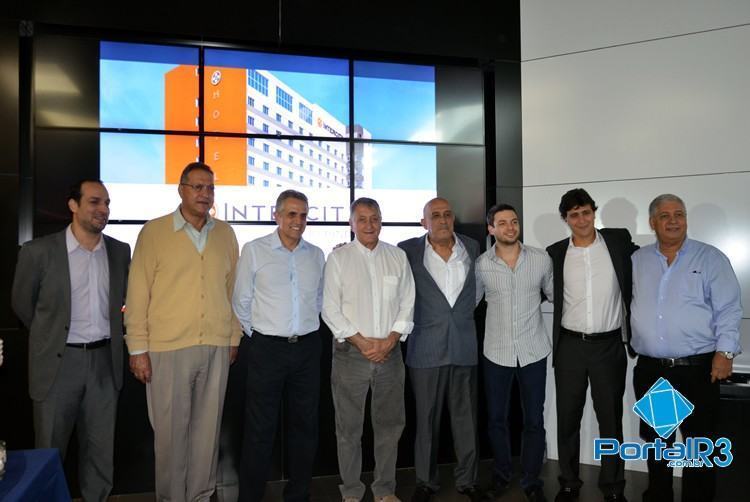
719, 351, 735, 360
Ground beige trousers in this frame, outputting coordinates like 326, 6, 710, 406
147, 345, 230, 502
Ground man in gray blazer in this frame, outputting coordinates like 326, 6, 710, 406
12, 179, 130, 502
398, 198, 481, 502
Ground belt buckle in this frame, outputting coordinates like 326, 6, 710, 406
662, 357, 676, 368
288, 335, 299, 344
581, 332, 592, 342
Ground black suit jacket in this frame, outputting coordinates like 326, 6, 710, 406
11, 230, 131, 401
546, 228, 638, 366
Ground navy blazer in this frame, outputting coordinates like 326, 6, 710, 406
398, 233, 480, 368
546, 228, 638, 366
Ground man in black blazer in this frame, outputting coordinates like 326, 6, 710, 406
398, 198, 481, 502
12, 180, 130, 502
546, 189, 637, 502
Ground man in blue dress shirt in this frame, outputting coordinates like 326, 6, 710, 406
631, 193, 742, 502
232, 190, 325, 502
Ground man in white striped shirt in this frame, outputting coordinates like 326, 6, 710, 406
475, 203, 553, 502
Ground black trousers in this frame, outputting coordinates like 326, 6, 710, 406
633, 355, 719, 502
239, 331, 322, 502
554, 333, 626, 496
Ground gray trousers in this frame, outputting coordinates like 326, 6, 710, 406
410, 365, 478, 491
33, 344, 118, 502
331, 341, 406, 500
147, 345, 230, 502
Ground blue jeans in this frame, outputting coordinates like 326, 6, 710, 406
483, 356, 547, 491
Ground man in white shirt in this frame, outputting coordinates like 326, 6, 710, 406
397, 198, 481, 502
546, 189, 637, 502
232, 190, 325, 502
475, 203, 552, 502
322, 197, 415, 502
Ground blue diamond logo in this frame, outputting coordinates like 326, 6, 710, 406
633, 377, 694, 439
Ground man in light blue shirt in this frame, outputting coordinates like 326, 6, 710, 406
631, 193, 742, 502
232, 190, 325, 502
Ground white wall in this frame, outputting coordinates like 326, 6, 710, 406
521, 1, 750, 473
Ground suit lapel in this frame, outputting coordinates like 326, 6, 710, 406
453, 234, 476, 307
600, 230, 625, 289
56, 230, 72, 323
103, 236, 118, 316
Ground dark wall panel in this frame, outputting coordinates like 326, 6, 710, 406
6, 1, 518, 61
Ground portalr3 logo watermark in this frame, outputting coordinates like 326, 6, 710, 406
594, 377, 733, 468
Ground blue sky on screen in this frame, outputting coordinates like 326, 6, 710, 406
271, 71, 348, 124
100, 43, 437, 190
371, 144, 436, 190
354, 61, 436, 141
100, 60, 179, 130
100, 133, 167, 184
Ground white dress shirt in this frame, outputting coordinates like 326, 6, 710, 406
562, 231, 622, 334
66, 225, 110, 344
322, 239, 415, 342
423, 234, 469, 307
233, 230, 325, 337
476, 243, 553, 366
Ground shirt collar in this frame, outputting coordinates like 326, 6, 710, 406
270, 228, 308, 252
173, 206, 215, 232
567, 229, 602, 249
654, 237, 692, 259
424, 233, 465, 252
354, 237, 380, 256
66, 225, 104, 254
490, 241, 526, 264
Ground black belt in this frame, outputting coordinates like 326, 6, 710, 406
561, 327, 620, 342
66, 338, 110, 350
253, 330, 312, 344
638, 352, 714, 368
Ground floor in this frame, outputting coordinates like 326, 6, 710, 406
103, 459, 676, 502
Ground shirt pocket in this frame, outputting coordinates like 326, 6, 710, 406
383, 275, 399, 288
679, 272, 705, 303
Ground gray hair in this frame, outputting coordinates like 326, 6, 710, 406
275, 190, 309, 213
648, 194, 685, 218
350, 197, 381, 218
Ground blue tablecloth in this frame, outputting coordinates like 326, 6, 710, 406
0, 449, 71, 502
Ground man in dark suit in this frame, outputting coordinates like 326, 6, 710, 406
398, 198, 481, 502
546, 189, 637, 502
12, 179, 130, 502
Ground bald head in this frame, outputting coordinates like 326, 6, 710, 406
421, 197, 455, 244
423, 197, 450, 218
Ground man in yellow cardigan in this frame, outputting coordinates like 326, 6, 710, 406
125, 162, 241, 502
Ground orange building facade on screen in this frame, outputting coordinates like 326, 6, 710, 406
164, 65, 247, 186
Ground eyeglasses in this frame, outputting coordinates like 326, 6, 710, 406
180, 183, 215, 193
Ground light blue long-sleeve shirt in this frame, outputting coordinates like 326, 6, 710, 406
630, 238, 742, 358
232, 230, 325, 337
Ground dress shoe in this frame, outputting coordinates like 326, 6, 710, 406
603, 495, 627, 502
457, 486, 484, 502
411, 485, 435, 502
554, 487, 579, 502
525, 486, 548, 502
483, 482, 509, 501
375, 495, 401, 502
